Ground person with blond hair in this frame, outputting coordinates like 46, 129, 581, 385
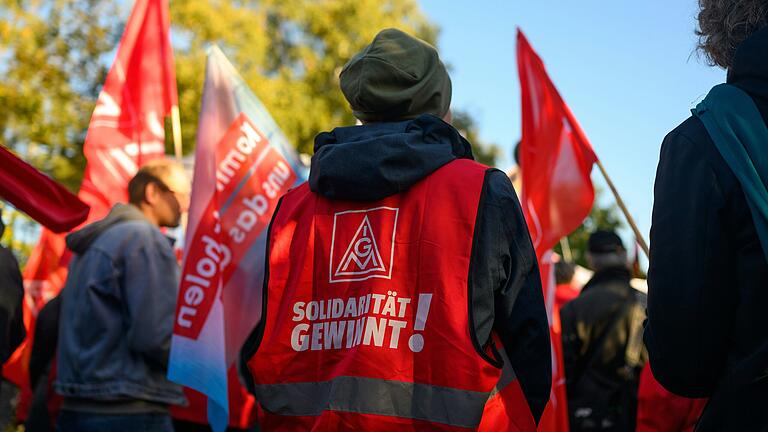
646, 1, 768, 429
55, 160, 190, 431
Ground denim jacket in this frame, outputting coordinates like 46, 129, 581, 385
55, 204, 184, 405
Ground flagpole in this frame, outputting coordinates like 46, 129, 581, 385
595, 160, 650, 257
559, 237, 573, 262
171, 105, 183, 162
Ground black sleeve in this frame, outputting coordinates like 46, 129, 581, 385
559, 301, 583, 391
29, 295, 61, 390
470, 169, 551, 423
0, 247, 25, 363
644, 124, 737, 397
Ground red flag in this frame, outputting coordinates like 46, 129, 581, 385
517, 29, 598, 432
4, 0, 177, 396
0, 146, 89, 233
517, 30, 597, 260
79, 0, 177, 216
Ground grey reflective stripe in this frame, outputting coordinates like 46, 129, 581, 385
254, 376, 494, 428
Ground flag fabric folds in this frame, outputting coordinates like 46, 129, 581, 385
517, 29, 598, 432
78, 0, 177, 217
3, 0, 177, 401
167, 45, 306, 432
517, 30, 597, 261
0, 146, 89, 233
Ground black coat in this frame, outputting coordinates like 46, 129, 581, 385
561, 267, 647, 432
26, 295, 60, 432
645, 26, 768, 431
0, 244, 25, 365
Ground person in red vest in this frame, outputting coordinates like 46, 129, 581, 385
240, 28, 551, 431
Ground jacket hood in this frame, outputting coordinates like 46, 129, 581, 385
309, 114, 474, 201
66, 204, 148, 254
729, 25, 768, 111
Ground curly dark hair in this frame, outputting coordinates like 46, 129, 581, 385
697, 0, 768, 68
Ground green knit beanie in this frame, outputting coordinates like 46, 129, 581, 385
340, 28, 452, 122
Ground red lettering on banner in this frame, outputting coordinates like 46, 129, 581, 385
174, 113, 297, 339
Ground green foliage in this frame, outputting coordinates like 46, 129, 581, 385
170, 0, 438, 155
0, 206, 38, 268
553, 189, 624, 269
1, 0, 502, 266
0, 0, 437, 186
0, 0, 122, 191
451, 110, 501, 166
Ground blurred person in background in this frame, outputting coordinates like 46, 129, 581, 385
554, 259, 580, 309
507, 141, 523, 193
25, 294, 62, 432
0, 214, 26, 382
561, 230, 647, 431
55, 160, 190, 432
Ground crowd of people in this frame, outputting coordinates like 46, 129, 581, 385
0, 0, 767, 430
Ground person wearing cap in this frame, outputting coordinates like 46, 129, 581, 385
241, 28, 551, 430
560, 230, 647, 432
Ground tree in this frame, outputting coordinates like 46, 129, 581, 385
553, 189, 624, 269
1, 1, 503, 264
1, 0, 438, 187
0, 0, 122, 191
0, 205, 38, 267
0, 0, 440, 264
451, 110, 501, 166
170, 0, 437, 156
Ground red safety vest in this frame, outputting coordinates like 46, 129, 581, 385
247, 159, 536, 431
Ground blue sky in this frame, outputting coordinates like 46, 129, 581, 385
419, 0, 725, 262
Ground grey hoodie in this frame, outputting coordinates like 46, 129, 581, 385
55, 204, 184, 407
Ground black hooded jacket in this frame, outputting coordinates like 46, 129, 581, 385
561, 267, 647, 431
256, 115, 552, 422
645, 26, 768, 430
0, 243, 25, 365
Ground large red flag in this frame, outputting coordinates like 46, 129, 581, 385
4, 0, 177, 397
517, 29, 597, 259
517, 29, 598, 432
79, 0, 177, 214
